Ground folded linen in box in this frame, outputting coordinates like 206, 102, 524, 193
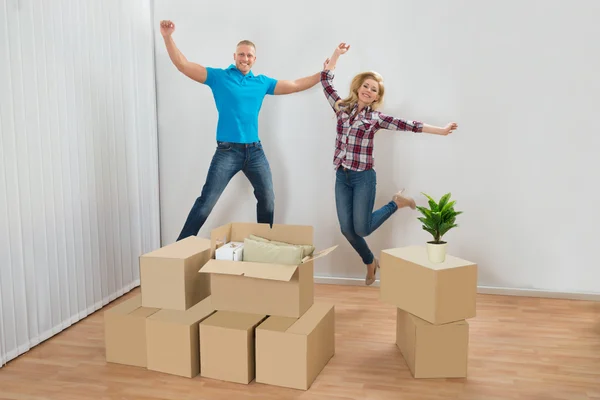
248, 234, 315, 258
243, 235, 316, 265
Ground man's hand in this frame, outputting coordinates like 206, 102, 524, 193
160, 20, 175, 37
160, 20, 207, 83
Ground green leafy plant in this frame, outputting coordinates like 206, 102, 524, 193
416, 192, 462, 244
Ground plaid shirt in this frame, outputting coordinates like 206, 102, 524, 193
320, 70, 423, 171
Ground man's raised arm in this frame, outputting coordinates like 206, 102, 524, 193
160, 20, 207, 84
273, 72, 321, 95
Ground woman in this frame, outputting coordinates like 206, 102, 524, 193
321, 43, 458, 285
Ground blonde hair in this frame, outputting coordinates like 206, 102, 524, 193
236, 40, 256, 51
338, 71, 385, 112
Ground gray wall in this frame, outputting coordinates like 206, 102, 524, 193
154, 0, 600, 295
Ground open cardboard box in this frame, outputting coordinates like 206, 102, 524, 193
198, 222, 336, 318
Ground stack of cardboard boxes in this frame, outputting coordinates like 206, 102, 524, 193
104, 222, 336, 391
198, 222, 337, 390
379, 246, 478, 378
104, 235, 215, 377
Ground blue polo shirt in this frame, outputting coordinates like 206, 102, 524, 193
204, 64, 278, 143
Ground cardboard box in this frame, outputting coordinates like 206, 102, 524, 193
380, 246, 477, 325
104, 294, 159, 367
199, 311, 267, 384
215, 241, 244, 261
396, 308, 469, 378
199, 222, 337, 318
145, 296, 216, 378
255, 303, 335, 390
140, 236, 212, 310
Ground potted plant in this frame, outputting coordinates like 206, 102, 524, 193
416, 192, 462, 263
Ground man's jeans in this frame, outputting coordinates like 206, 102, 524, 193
177, 141, 274, 241
335, 167, 398, 265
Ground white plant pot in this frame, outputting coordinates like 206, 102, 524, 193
426, 242, 447, 263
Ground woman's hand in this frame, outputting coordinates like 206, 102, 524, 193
334, 42, 350, 56
442, 122, 458, 135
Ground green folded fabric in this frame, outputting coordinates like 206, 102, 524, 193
242, 238, 304, 265
248, 234, 315, 258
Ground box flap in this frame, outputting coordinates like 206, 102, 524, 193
410, 312, 468, 328
210, 223, 233, 257
242, 262, 298, 281
287, 303, 334, 335
130, 307, 160, 318
141, 237, 211, 259
229, 222, 314, 245
201, 310, 267, 330
199, 259, 299, 282
105, 294, 141, 315
148, 296, 215, 325
301, 245, 338, 263
382, 246, 476, 270
199, 259, 246, 276
256, 316, 297, 332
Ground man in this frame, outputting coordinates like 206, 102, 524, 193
159, 20, 321, 240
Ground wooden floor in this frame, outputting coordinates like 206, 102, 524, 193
1, 285, 599, 400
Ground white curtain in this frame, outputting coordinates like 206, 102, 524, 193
0, 0, 160, 366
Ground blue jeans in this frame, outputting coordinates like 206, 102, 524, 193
335, 167, 398, 265
177, 141, 274, 240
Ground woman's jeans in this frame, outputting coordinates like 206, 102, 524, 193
335, 167, 398, 265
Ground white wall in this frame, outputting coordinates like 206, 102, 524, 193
154, 0, 600, 295
0, 0, 160, 366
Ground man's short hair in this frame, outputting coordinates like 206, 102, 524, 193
237, 40, 256, 51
